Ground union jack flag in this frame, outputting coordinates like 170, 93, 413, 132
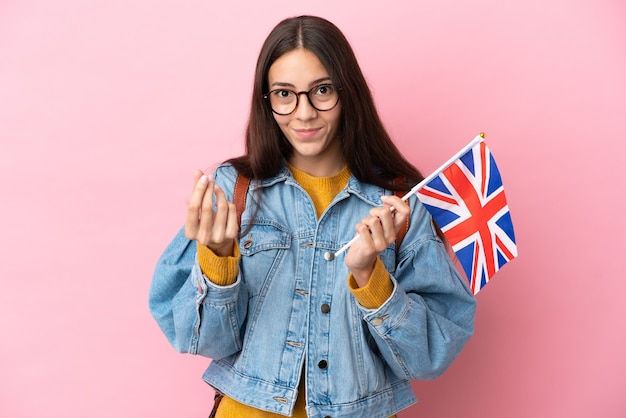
416, 140, 517, 294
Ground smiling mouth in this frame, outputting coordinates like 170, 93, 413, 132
293, 128, 321, 138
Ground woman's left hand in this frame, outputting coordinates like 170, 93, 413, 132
345, 195, 410, 287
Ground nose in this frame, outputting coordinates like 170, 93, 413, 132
293, 92, 317, 120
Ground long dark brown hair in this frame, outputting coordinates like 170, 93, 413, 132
228, 15, 424, 191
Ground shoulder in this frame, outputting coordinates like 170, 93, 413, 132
213, 163, 292, 198
213, 163, 239, 200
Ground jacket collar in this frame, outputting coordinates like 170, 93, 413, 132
249, 163, 388, 207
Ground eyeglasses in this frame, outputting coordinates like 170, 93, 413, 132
263, 84, 341, 116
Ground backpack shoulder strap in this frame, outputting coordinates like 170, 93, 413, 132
393, 178, 410, 251
233, 174, 251, 227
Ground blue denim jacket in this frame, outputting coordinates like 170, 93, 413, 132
149, 163, 476, 418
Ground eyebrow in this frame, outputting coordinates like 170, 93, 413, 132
269, 76, 332, 90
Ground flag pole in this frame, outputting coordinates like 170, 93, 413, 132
334, 133, 486, 257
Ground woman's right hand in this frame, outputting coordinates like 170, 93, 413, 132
185, 169, 239, 257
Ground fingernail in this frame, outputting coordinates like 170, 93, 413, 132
199, 175, 208, 184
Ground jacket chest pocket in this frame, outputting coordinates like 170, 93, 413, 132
239, 222, 292, 295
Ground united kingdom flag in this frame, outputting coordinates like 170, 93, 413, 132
416, 140, 517, 294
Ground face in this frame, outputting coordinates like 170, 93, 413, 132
267, 48, 344, 176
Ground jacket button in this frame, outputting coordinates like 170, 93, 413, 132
318, 359, 328, 369
372, 314, 389, 326
323, 251, 335, 261
320, 303, 331, 313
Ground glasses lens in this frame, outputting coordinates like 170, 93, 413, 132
268, 90, 297, 115
308, 84, 339, 111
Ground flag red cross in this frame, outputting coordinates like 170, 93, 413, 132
442, 161, 507, 280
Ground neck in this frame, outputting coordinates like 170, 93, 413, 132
288, 148, 346, 177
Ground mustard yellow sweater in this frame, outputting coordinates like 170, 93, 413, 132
198, 166, 395, 418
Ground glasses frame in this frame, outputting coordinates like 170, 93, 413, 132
263, 84, 341, 116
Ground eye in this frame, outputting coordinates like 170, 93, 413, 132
273, 89, 294, 100
314, 84, 334, 96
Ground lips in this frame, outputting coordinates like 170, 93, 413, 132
293, 127, 321, 139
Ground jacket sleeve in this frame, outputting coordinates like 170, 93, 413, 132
356, 202, 477, 380
148, 226, 249, 360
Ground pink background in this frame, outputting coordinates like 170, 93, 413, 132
1, 0, 625, 417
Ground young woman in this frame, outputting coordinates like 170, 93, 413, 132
149, 15, 476, 418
